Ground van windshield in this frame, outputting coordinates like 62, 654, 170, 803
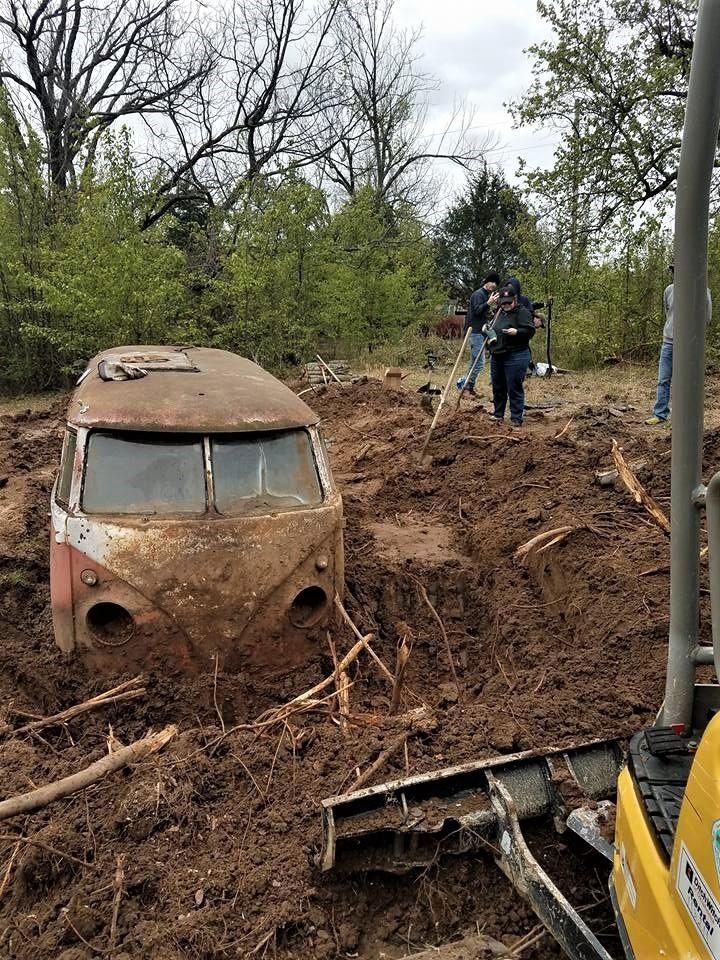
212, 430, 322, 515
83, 432, 206, 515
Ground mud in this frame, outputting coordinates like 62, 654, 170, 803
0, 378, 709, 958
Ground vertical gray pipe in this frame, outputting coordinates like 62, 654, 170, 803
662, 0, 720, 728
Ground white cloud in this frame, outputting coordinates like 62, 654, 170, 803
392, 0, 559, 205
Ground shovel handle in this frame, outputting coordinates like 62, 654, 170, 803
419, 328, 471, 459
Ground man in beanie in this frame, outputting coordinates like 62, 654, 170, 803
486, 283, 536, 426
458, 271, 501, 395
645, 264, 712, 424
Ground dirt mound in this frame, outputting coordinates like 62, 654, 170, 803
0, 380, 700, 958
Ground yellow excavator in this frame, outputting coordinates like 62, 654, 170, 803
318, 1, 720, 955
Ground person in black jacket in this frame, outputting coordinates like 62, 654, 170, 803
458, 271, 501, 395
486, 284, 536, 426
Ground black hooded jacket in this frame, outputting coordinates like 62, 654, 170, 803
488, 303, 535, 354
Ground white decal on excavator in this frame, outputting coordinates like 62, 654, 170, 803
712, 821, 720, 888
677, 843, 720, 959
619, 843, 637, 909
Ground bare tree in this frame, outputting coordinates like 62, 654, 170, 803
141, 0, 346, 227
319, 0, 480, 210
0, 0, 212, 194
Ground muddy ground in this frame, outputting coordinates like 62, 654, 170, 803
0, 369, 717, 959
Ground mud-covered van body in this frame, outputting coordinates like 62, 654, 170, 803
50, 346, 343, 673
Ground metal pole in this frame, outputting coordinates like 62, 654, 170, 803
662, 0, 720, 728
546, 298, 553, 374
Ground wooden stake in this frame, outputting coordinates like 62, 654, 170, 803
316, 354, 343, 385
0, 726, 177, 822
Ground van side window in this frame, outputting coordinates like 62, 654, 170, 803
82, 431, 206, 515
56, 430, 77, 506
212, 430, 322, 515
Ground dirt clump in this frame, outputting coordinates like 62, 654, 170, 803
0, 379, 698, 957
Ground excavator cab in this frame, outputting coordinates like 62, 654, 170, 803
319, 1, 720, 956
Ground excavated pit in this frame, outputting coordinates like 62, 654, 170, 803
0, 378, 716, 958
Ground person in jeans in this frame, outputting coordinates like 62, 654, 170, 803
487, 284, 536, 426
459, 271, 501, 395
646, 264, 712, 424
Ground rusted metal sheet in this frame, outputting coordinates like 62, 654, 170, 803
55, 495, 344, 674
69, 346, 320, 433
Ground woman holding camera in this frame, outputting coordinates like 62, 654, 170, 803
485, 284, 536, 427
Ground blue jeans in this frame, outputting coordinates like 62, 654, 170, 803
653, 341, 672, 420
491, 349, 531, 424
465, 333, 486, 387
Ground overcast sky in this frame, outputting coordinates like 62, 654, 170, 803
392, 0, 558, 206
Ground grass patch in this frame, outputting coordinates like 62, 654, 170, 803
0, 566, 34, 589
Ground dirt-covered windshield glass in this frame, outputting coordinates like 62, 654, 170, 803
212, 430, 321, 515
82, 432, 206, 514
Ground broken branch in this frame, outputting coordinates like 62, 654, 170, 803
350, 731, 410, 792
611, 440, 670, 534
334, 594, 396, 684
0, 842, 21, 903
553, 418, 574, 440
411, 577, 463, 700
514, 526, 574, 560
0, 726, 177, 822
4, 676, 146, 738
109, 854, 126, 949
465, 434, 526, 444
316, 354, 343, 385
0, 833, 97, 869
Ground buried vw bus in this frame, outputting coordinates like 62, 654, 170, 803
50, 346, 343, 672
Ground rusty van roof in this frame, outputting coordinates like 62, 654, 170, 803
68, 346, 320, 433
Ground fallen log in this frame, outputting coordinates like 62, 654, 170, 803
0, 725, 177, 822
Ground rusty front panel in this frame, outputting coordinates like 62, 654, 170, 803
69, 347, 320, 434
50, 491, 75, 652
49, 538, 75, 653
63, 495, 344, 674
